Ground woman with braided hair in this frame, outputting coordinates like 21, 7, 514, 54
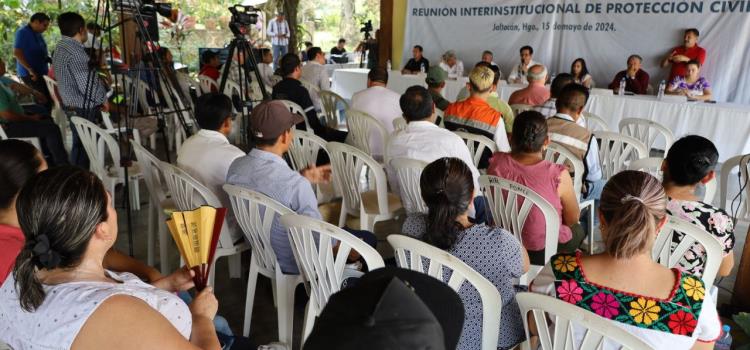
401, 157, 529, 350
487, 110, 581, 265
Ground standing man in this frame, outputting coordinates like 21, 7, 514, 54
661, 28, 706, 83
508, 46, 538, 84
53, 12, 109, 168
13, 13, 51, 102
267, 12, 290, 68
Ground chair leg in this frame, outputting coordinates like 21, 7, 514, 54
146, 203, 156, 266
276, 276, 296, 345
243, 262, 260, 338
302, 300, 317, 343
228, 253, 242, 279
271, 280, 278, 307
129, 180, 141, 211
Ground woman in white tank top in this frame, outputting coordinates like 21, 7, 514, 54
0, 167, 221, 350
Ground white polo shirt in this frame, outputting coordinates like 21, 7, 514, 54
508, 59, 540, 84
351, 85, 402, 157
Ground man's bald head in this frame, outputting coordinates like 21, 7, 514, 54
527, 64, 547, 84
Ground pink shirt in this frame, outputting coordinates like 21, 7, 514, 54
487, 153, 572, 251
508, 84, 550, 106
0, 224, 24, 285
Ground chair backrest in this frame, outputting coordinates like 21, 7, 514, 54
543, 142, 585, 199
510, 103, 534, 115
319, 90, 349, 128
43, 75, 64, 110
627, 157, 664, 178
132, 142, 169, 206
280, 213, 385, 316
479, 175, 559, 284
70, 116, 122, 180
582, 111, 610, 132
389, 158, 428, 214
0, 126, 42, 150
619, 117, 675, 153
516, 292, 655, 350
198, 75, 219, 94
224, 184, 294, 275
388, 234, 501, 350
593, 131, 648, 180
279, 99, 312, 132
288, 130, 329, 172
346, 109, 387, 156
392, 116, 407, 132
327, 142, 390, 216
719, 154, 750, 217
453, 131, 497, 168
159, 161, 233, 249
653, 216, 724, 287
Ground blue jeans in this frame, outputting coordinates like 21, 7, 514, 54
178, 291, 235, 349
272, 44, 288, 68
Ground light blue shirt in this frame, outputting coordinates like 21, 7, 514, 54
226, 148, 320, 274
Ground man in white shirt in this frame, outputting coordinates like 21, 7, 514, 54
256, 48, 276, 91
351, 67, 401, 159
300, 46, 329, 111
177, 93, 246, 243
267, 12, 289, 68
439, 50, 464, 79
508, 45, 539, 84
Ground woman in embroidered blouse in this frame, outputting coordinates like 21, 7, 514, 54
531, 171, 721, 349
570, 58, 593, 89
666, 60, 713, 101
662, 135, 735, 277
401, 157, 530, 350
0, 167, 221, 350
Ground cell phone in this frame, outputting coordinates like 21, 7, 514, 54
705, 100, 717, 104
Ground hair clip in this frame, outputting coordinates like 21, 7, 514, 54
620, 194, 644, 204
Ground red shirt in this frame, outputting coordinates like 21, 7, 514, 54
0, 224, 24, 284
199, 65, 221, 82
669, 45, 706, 81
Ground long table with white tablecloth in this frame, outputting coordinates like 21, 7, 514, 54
331, 69, 750, 161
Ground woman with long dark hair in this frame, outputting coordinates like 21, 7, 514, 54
570, 58, 593, 88
402, 157, 529, 350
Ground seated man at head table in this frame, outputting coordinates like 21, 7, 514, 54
401, 45, 430, 74
608, 54, 650, 95
330, 38, 348, 64
508, 45, 539, 84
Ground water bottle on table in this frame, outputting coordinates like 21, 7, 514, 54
618, 77, 626, 96
715, 324, 732, 350
657, 80, 666, 100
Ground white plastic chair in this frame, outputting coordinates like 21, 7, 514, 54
198, 74, 219, 94
288, 131, 336, 203
0, 125, 42, 150
653, 216, 724, 287
279, 99, 312, 133
70, 117, 142, 211
223, 184, 304, 343
42, 75, 70, 149
280, 213, 385, 341
319, 90, 349, 129
327, 142, 403, 231
388, 234, 501, 350
159, 161, 250, 287
593, 131, 648, 180
510, 103, 534, 115
516, 292, 654, 350
132, 142, 175, 273
619, 118, 675, 154
719, 154, 750, 218
392, 116, 407, 132
479, 176, 559, 284
582, 111, 610, 132
543, 142, 595, 253
453, 131, 498, 169
345, 109, 388, 158
389, 158, 428, 215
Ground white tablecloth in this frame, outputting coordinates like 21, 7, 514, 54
324, 63, 361, 78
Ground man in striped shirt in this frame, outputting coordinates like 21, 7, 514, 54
267, 12, 290, 68
52, 12, 109, 168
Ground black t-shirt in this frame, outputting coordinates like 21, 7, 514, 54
403, 57, 430, 73
330, 47, 347, 63
271, 78, 347, 143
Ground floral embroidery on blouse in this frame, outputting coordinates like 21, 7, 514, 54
668, 76, 711, 96
550, 252, 706, 336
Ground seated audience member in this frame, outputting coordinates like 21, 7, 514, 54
0, 166, 221, 349
226, 101, 376, 274
547, 83, 604, 202
439, 50, 464, 79
570, 58, 593, 88
534, 73, 575, 118
330, 38, 348, 64
608, 54, 650, 95
444, 65, 510, 163
300, 41, 313, 62
0, 59, 48, 107
304, 267, 465, 350
257, 48, 276, 90
351, 67, 401, 158
402, 157, 529, 350
661, 28, 706, 83
272, 53, 347, 143
0, 59, 68, 166
386, 86, 480, 215
402, 45, 430, 74
199, 49, 221, 83
177, 93, 245, 244
508, 45, 538, 84
531, 171, 721, 349
663, 135, 735, 277
508, 64, 550, 106
666, 60, 712, 101
457, 62, 515, 133
487, 111, 581, 264
425, 67, 450, 112
156, 47, 191, 107
300, 46, 330, 111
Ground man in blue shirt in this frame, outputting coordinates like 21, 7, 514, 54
13, 13, 51, 103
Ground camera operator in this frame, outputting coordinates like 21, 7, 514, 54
355, 27, 379, 70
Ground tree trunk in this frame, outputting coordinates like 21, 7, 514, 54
340, 0, 356, 45
282, 0, 299, 54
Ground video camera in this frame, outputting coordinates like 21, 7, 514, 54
360, 19, 373, 39
229, 4, 260, 36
